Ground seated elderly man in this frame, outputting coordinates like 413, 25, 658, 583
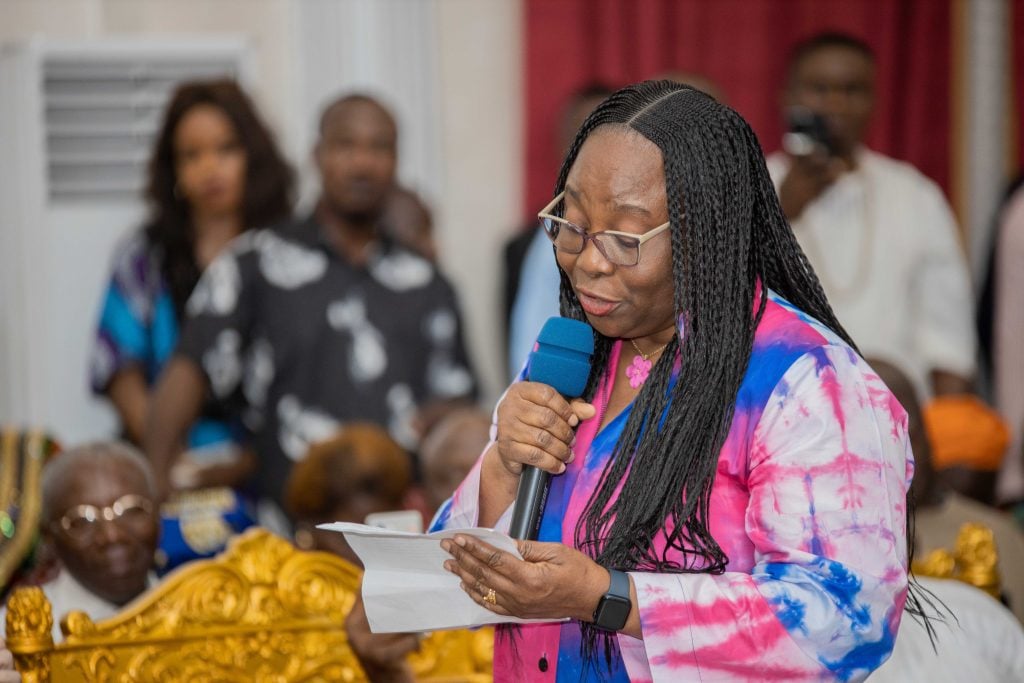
1, 442, 160, 642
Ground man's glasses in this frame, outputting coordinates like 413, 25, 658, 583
537, 191, 670, 267
57, 493, 154, 541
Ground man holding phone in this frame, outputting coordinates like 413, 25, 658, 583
767, 32, 976, 402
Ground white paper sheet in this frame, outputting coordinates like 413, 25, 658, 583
318, 522, 562, 633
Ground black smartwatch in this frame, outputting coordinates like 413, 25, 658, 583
592, 568, 632, 631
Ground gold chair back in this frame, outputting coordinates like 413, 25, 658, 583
5, 528, 492, 682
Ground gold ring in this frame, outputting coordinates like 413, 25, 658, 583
484, 588, 497, 605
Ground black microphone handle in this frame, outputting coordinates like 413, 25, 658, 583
508, 465, 551, 540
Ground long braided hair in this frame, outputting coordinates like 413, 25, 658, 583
144, 79, 294, 319
550, 81, 856, 667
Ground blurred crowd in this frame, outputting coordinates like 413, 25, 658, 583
3, 29, 1024, 680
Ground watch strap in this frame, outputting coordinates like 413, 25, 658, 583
606, 568, 629, 601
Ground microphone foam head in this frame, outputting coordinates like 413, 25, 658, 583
527, 317, 595, 398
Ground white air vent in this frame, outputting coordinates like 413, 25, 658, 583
43, 56, 240, 201
0, 37, 252, 442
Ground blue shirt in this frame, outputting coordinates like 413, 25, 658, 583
508, 228, 561, 380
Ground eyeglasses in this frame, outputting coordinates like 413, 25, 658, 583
56, 494, 154, 541
537, 191, 670, 267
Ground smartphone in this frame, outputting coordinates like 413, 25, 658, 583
364, 509, 425, 534
783, 106, 836, 157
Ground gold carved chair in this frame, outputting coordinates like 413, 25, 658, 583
912, 521, 1002, 599
5, 528, 492, 682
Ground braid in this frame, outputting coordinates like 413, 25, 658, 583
535, 81, 857, 669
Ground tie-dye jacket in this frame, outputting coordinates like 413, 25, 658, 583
431, 291, 913, 682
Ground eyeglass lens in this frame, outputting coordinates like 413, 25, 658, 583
61, 495, 152, 537
542, 218, 640, 266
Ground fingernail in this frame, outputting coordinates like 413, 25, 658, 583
454, 536, 467, 547
558, 463, 566, 474
569, 415, 579, 427
567, 452, 575, 463
443, 561, 453, 572
441, 540, 451, 552
571, 436, 577, 447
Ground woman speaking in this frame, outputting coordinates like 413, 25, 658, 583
357, 81, 912, 682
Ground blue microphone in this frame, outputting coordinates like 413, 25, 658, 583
508, 317, 594, 540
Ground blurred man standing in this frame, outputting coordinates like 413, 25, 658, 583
768, 33, 975, 402
147, 95, 476, 515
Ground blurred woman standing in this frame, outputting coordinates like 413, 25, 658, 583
89, 80, 293, 568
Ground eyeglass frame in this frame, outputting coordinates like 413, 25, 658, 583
55, 493, 155, 537
537, 190, 671, 267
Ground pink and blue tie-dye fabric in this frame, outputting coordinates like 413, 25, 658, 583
432, 291, 912, 682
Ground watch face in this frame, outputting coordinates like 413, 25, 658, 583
596, 595, 631, 631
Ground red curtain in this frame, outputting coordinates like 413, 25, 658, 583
523, 0, 952, 215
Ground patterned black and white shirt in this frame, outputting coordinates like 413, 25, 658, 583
177, 215, 477, 504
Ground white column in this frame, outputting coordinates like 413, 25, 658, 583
291, 0, 445, 206
964, 0, 1011, 281
434, 0, 523, 403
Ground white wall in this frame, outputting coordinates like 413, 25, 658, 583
0, 0, 522, 440
435, 0, 522, 403
0, 0, 299, 143
963, 0, 1012, 280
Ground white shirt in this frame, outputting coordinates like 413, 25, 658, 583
869, 577, 1024, 682
767, 149, 976, 400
